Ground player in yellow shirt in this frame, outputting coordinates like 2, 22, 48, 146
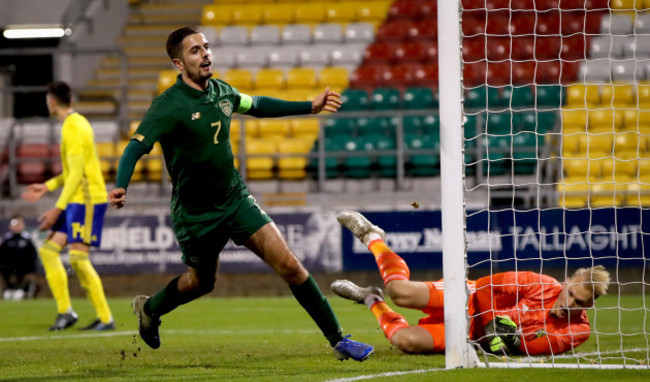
22, 81, 114, 331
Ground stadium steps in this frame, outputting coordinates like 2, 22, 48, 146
101, 56, 172, 70
96, 68, 160, 81
115, 35, 167, 48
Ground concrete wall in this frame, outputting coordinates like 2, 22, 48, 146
0, 0, 72, 26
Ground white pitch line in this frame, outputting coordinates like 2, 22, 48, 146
325, 368, 443, 382
0, 330, 136, 342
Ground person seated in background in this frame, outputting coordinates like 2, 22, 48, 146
0, 215, 38, 300
331, 210, 610, 356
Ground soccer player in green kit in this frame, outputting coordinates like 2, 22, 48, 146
108, 26, 373, 361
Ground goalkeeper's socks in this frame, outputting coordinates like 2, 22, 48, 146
370, 301, 409, 341
368, 240, 410, 285
38, 240, 72, 314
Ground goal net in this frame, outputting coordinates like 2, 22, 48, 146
439, 0, 650, 369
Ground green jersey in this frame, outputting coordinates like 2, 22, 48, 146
133, 75, 248, 223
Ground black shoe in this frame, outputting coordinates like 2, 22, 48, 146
79, 319, 116, 331
49, 311, 78, 331
132, 295, 161, 349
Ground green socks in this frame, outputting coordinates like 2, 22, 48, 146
290, 274, 344, 347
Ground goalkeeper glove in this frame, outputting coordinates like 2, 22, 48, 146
483, 315, 521, 355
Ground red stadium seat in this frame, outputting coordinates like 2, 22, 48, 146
350, 64, 387, 89
585, 0, 609, 9
462, 0, 487, 10
536, 0, 560, 10
413, 64, 439, 87
561, 12, 588, 35
487, 37, 511, 61
388, 0, 419, 20
511, 0, 536, 9
17, 143, 52, 184
536, 60, 579, 84
561, 35, 589, 60
382, 63, 420, 88
485, 11, 511, 35
513, 61, 537, 84
536, 36, 562, 60
376, 20, 411, 43
559, 0, 587, 8
407, 20, 438, 41
363, 43, 396, 65
536, 12, 561, 35
584, 12, 604, 34
463, 36, 487, 61
394, 41, 432, 63
509, 13, 536, 35
463, 61, 487, 87
486, 61, 512, 86
420, 41, 438, 63
462, 14, 486, 37
511, 36, 534, 60
417, 1, 437, 19
486, 0, 513, 9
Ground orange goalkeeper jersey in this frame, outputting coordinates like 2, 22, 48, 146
470, 272, 590, 355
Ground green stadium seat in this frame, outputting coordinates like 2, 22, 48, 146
513, 111, 557, 133
512, 132, 539, 174
310, 137, 344, 178
535, 85, 565, 110
499, 86, 534, 109
357, 117, 393, 137
464, 114, 479, 148
465, 86, 499, 109
404, 116, 423, 135
405, 134, 439, 176
343, 137, 374, 178
374, 135, 397, 177
402, 87, 438, 109
340, 89, 369, 111
324, 118, 356, 138
487, 112, 512, 135
537, 111, 557, 133
483, 135, 509, 175
420, 115, 440, 134
369, 88, 401, 110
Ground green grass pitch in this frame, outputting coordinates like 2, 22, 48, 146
0, 294, 647, 381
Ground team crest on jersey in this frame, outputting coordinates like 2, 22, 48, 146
219, 100, 232, 117
191, 112, 201, 120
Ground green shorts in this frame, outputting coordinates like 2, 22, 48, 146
173, 194, 272, 269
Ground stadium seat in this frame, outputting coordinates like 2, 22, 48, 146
462, 61, 487, 87
231, 4, 264, 26
388, 0, 420, 20
486, 61, 512, 86
565, 84, 600, 108
403, 87, 437, 109
381, 63, 419, 88
512, 62, 537, 85
277, 138, 311, 180
95, 142, 116, 178
486, 38, 511, 61
213, 51, 237, 73
325, 3, 357, 23
499, 86, 534, 110
258, 119, 291, 141
250, 25, 280, 46
586, 133, 614, 156
325, 118, 357, 138
294, 3, 326, 25
636, 13, 650, 34
236, 51, 268, 71
330, 45, 364, 72
373, 135, 397, 177
314, 23, 343, 44
612, 61, 644, 82
369, 88, 401, 111
117, 140, 143, 181
535, 85, 565, 110
357, 2, 390, 26
290, 118, 320, 142
342, 136, 374, 178
538, 60, 579, 84
601, 155, 638, 181
412, 64, 439, 87
268, 49, 300, 71
589, 109, 623, 132
462, 36, 486, 62
345, 23, 375, 44
562, 132, 586, 155
349, 65, 385, 89
157, 70, 178, 95
224, 69, 254, 92
202, 4, 234, 26
255, 68, 285, 91
590, 36, 625, 59
561, 109, 588, 131
299, 48, 331, 71
486, 112, 512, 135
282, 24, 312, 45
465, 86, 499, 109
408, 20, 438, 41
560, 35, 589, 61
219, 26, 249, 46
512, 132, 539, 174
557, 181, 589, 208
405, 134, 439, 177
626, 180, 650, 207
286, 67, 317, 89
318, 67, 349, 93
146, 143, 164, 181
590, 182, 626, 207
340, 88, 369, 112
600, 84, 634, 107
600, 14, 634, 35
357, 117, 394, 137
245, 138, 276, 180
263, 4, 295, 26
376, 20, 412, 43
363, 43, 395, 65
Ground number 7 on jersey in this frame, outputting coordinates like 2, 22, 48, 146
211, 121, 222, 144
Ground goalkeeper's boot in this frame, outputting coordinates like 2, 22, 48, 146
132, 295, 161, 349
79, 319, 115, 331
333, 335, 374, 362
331, 279, 384, 304
336, 211, 386, 243
49, 311, 78, 331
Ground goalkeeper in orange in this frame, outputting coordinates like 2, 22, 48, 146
332, 211, 610, 356
21, 81, 114, 331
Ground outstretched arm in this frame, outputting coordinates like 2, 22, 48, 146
109, 139, 149, 209
238, 88, 342, 118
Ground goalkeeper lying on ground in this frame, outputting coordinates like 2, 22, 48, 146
332, 211, 611, 356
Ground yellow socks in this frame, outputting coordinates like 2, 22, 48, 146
69, 250, 112, 323
39, 240, 71, 314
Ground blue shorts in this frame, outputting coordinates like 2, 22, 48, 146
52, 203, 107, 247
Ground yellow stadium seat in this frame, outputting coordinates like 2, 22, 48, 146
146, 143, 164, 181
325, 3, 357, 23
626, 176, 650, 206
290, 118, 320, 140
96, 142, 115, 178
562, 109, 588, 131
277, 138, 312, 179
601, 156, 638, 181
557, 180, 589, 208
128, 120, 140, 138
614, 131, 642, 154
600, 83, 634, 107
255, 68, 286, 90
561, 132, 585, 155
224, 69, 254, 92
258, 119, 291, 139
357, 1, 391, 24
294, 3, 326, 24
263, 4, 295, 26
287, 68, 317, 89
158, 70, 178, 95
610, 0, 645, 9
588, 109, 622, 132
590, 182, 626, 207
318, 67, 349, 93
563, 157, 602, 182
245, 138, 276, 179
565, 84, 599, 108
637, 82, 650, 107
232, 4, 264, 26
202, 4, 235, 26
586, 133, 614, 155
